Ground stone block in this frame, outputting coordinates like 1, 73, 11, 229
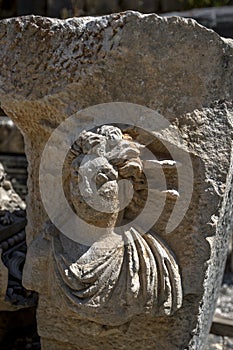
0, 12, 233, 350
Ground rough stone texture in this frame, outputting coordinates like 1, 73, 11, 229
0, 11, 233, 350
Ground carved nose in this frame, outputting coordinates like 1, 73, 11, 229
80, 176, 93, 198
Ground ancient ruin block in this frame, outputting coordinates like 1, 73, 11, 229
0, 11, 233, 350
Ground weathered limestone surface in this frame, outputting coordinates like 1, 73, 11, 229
0, 11, 233, 350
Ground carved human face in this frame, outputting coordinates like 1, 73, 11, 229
70, 154, 119, 227
69, 126, 143, 227
74, 155, 118, 198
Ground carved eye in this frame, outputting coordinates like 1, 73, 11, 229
95, 173, 109, 187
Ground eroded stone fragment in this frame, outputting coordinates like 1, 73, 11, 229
0, 11, 233, 350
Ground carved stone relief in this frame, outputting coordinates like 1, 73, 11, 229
1, 12, 233, 350
51, 125, 183, 325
